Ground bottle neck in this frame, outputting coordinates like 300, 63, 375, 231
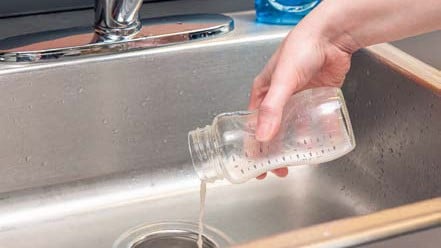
188, 125, 224, 182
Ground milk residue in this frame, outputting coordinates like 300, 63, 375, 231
197, 181, 207, 248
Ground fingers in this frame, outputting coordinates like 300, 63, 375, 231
271, 167, 289, 177
256, 167, 289, 180
256, 173, 267, 180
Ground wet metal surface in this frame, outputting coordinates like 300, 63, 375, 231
0, 12, 439, 248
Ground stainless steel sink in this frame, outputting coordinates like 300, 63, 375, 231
0, 12, 439, 248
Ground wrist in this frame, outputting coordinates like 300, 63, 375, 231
309, 0, 441, 52
298, 0, 363, 54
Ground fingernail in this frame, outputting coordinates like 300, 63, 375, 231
256, 121, 272, 142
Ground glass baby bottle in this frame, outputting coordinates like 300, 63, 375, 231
188, 87, 355, 184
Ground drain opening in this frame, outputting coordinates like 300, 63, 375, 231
132, 230, 217, 248
113, 222, 232, 248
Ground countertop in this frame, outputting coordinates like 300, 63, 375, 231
0, 0, 439, 70
392, 31, 441, 69
0, 0, 439, 71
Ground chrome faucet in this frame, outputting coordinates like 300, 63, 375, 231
94, 0, 144, 40
0, 0, 234, 62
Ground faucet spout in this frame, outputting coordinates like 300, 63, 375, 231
95, 0, 143, 40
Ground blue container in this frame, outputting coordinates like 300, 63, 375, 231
255, 0, 321, 25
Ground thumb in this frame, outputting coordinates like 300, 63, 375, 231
255, 40, 323, 141
255, 80, 297, 142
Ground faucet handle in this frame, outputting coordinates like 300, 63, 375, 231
95, 0, 143, 40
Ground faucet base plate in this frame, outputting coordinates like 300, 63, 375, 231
0, 14, 234, 63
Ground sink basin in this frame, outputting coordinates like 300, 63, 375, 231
0, 12, 439, 248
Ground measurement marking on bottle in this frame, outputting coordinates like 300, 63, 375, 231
189, 87, 354, 184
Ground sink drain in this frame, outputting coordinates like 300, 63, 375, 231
132, 230, 216, 248
113, 221, 233, 248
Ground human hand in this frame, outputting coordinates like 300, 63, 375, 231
251, 0, 441, 180
250, 5, 356, 179
249, 28, 353, 142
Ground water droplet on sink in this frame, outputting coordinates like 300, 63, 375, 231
41, 161, 48, 166
102, 119, 109, 125
163, 139, 168, 143
78, 87, 84, 94
25, 156, 31, 163
141, 101, 148, 107
112, 129, 119, 134
389, 148, 394, 153
179, 90, 184, 96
